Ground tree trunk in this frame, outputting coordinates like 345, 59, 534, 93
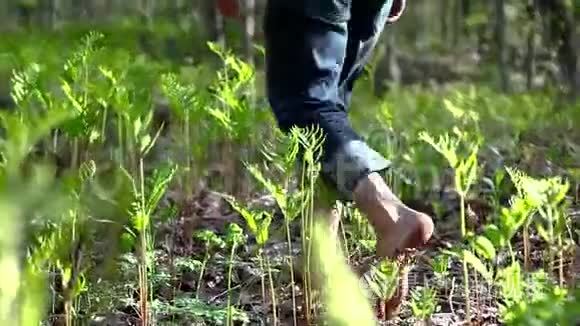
538, 0, 578, 98
461, 0, 471, 37
441, 0, 449, 45
451, 0, 461, 46
242, 0, 256, 65
525, 0, 538, 90
386, 31, 401, 85
204, 0, 226, 46
494, 0, 509, 92
51, 0, 60, 28
555, 5, 578, 98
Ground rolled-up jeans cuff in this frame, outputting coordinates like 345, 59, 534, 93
322, 140, 391, 201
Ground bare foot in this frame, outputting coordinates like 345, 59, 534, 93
354, 172, 434, 319
353, 172, 434, 258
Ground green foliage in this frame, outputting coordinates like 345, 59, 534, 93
153, 296, 249, 325
420, 128, 480, 198
363, 259, 400, 301
228, 199, 272, 247
469, 235, 496, 260
206, 42, 263, 140
174, 257, 203, 273
430, 253, 451, 304
225, 222, 245, 248
507, 167, 569, 210
312, 220, 376, 326
0, 61, 72, 324
503, 287, 580, 325
0, 23, 578, 325
497, 262, 525, 310
496, 263, 580, 325
195, 230, 226, 252
225, 222, 245, 326
444, 248, 492, 282
127, 165, 176, 232
160, 73, 199, 120
484, 196, 531, 250
194, 229, 224, 299
431, 254, 450, 281
410, 286, 440, 321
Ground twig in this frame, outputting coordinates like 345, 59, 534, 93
209, 283, 245, 303
449, 277, 456, 316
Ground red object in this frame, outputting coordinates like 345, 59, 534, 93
217, 0, 240, 18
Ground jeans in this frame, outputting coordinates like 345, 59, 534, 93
264, 0, 395, 200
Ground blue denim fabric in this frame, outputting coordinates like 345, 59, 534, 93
264, 0, 395, 200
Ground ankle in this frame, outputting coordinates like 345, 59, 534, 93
353, 173, 400, 204
353, 173, 401, 233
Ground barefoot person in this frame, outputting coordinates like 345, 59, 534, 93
262, 1, 433, 260
265, 0, 433, 257
219, 0, 435, 317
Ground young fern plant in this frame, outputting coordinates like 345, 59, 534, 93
206, 42, 266, 194
109, 60, 170, 325
345, 204, 376, 260
296, 127, 325, 322
53, 160, 96, 326
483, 189, 533, 265
475, 169, 573, 323
99, 62, 162, 175
420, 128, 483, 321
495, 262, 572, 325
224, 223, 246, 326
60, 32, 107, 169
506, 167, 549, 271
194, 230, 225, 299
362, 259, 401, 320
431, 254, 450, 288
482, 169, 507, 216
507, 167, 572, 281
0, 104, 72, 325
431, 253, 452, 313
227, 199, 277, 324
247, 126, 324, 323
410, 286, 440, 326
535, 181, 571, 286
420, 128, 479, 237
160, 74, 201, 198
496, 260, 526, 323
9, 61, 71, 163
244, 128, 305, 326
124, 165, 176, 326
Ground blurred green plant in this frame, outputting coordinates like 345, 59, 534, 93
194, 230, 225, 299
124, 165, 176, 325
410, 286, 440, 324
431, 254, 450, 287
311, 220, 376, 326
421, 127, 482, 320
227, 199, 276, 323
296, 127, 325, 323
225, 222, 245, 326
363, 259, 400, 319
0, 69, 73, 325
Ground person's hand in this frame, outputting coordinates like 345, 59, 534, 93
217, 0, 240, 19
387, 0, 407, 24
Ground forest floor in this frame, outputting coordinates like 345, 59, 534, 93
80, 179, 580, 326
